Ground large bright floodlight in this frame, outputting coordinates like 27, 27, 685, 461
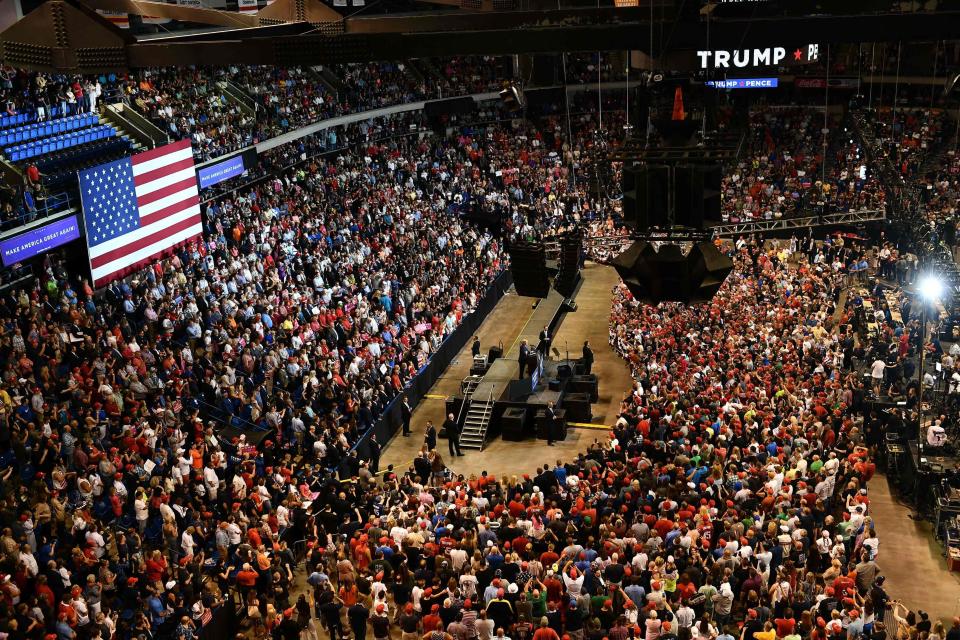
919, 274, 944, 301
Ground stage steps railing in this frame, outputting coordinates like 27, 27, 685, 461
454, 375, 483, 429
459, 388, 495, 450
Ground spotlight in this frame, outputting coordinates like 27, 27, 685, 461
919, 275, 943, 301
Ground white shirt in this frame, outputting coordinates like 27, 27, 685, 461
182, 531, 196, 556
19, 551, 38, 577
86, 530, 105, 558
135, 498, 149, 521
927, 424, 947, 446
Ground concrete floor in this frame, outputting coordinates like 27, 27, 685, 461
869, 472, 960, 621
379, 262, 633, 479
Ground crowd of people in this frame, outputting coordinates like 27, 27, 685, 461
721, 108, 886, 223
429, 57, 513, 98
563, 53, 627, 85
285, 236, 898, 640
0, 60, 511, 168
1, 67, 103, 122
0, 103, 650, 639
0, 54, 958, 640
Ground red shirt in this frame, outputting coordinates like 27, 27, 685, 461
775, 618, 796, 637
236, 569, 259, 587
533, 628, 560, 640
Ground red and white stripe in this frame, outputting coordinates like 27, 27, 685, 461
90, 139, 202, 286
238, 0, 259, 13
97, 9, 130, 28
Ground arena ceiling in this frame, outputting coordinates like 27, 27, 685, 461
1, 0, 959, 73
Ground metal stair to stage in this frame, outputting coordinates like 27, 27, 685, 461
459, 390, 495, 450
450, 374, 482, 437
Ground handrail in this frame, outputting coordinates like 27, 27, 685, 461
108, 103, 169, 147
0, 191, 75, 232
0, 270, 33, 295
195, 396, 265, 433
105, 104, 154, 149
226, 79, 257, 110
455, 379, 474, 427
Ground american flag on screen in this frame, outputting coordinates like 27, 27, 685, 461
79, 139, 202, 287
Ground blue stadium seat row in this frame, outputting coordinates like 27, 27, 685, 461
40, 138, 134, 193
5, 125, 116, 162
0, 114, 99, 146
0, 106, 66, 131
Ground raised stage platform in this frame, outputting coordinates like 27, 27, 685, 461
473, 287, 569, 405
456, 285, 599, 447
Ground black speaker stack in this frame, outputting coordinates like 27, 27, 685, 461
621, 164, 721, 230
508, 241, 550, 298
554, 232, 582, 297
611, 239, 733, 305
609, 82, 740, 305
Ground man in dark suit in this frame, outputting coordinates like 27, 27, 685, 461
400, 394, 412, 436
444, 413, 463, 457
582, 340, 594, 375
471, 336, 481, 358
367, 434, 381, 473
413, 452, 432, 484
545, 401, 557, 446
538, 325, 551, 356
424, 420, 437, 452
518, 340, 530, 379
